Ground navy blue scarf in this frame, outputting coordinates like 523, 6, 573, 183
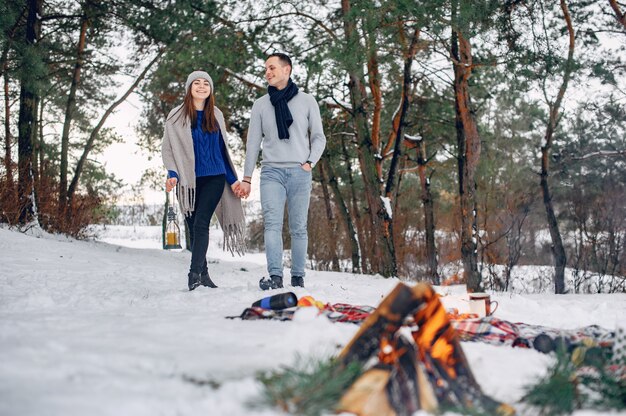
268, 78, 299, 140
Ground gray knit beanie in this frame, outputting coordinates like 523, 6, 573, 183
185, 71, 214, 92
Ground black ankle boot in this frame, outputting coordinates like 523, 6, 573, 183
188, 272, 201, 291
291, 276, 305, 288
200, 271, 218, 288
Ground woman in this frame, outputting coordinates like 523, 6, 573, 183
162, 71, 246, 291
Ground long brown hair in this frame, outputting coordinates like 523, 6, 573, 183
173, 84, 218, 132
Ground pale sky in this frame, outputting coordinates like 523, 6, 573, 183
96, 93, 163, 205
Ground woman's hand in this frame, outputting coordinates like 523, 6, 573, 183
231, 181, 241, 197
232, 181, 249, 199
166, 177, 178, 192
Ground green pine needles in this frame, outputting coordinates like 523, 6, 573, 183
522, 345, 626, 415
252, 355, 363, 416
253, 345, 625, 415
522, 347, 580, 415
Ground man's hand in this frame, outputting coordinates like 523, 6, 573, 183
239, 182, 251, 198
301, 161, 313, 172
166, 177, 177, 192
239, 178, 252, 199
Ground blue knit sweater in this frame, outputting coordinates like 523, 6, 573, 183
168, 110, 237, 185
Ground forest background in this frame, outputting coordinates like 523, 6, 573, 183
1, 0, 625, 294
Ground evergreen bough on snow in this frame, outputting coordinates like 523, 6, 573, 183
523, 344, 626, 415
252, 355, 363, 416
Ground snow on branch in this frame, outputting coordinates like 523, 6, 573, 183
319, 97, 352, 111
380, 196, 392, 219
404, 133, 423, 142
571, 150, 626, 160
374, 149, 394, 161
222, 68, 265, 91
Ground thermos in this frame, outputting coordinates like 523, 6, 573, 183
252, 292, 298, 310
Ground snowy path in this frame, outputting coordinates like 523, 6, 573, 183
1, 226, 624, 415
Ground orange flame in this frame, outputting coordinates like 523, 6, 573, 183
411, 284, 460, 379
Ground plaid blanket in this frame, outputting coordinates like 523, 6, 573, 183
227, 303, 376, 324
228, 298, 616, 353
450, 316, 615, 350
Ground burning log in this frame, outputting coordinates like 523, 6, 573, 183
337, 282, 516, 416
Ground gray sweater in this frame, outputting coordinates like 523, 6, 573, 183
244, 92, 326, 177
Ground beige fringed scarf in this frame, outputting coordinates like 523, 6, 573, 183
162, 104, 246, 256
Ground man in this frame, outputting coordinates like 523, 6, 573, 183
239, 53, 326, 290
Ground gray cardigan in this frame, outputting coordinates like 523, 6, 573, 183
162, 104, 245, 255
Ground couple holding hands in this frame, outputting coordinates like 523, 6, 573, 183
162, 53, 326, 291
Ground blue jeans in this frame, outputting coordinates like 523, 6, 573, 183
260, 166, 312, 278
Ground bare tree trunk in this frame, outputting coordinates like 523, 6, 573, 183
365, 34, 383, 187
2, 7, 25, 190
59, 12, 89, 219
318, 163, 341, 271
540, 175, 567, 293
505, 205, 529, 291
33, 97, 45, 189
3, 64, 12, 186
415, 139, 440, 284
30, 95, 41, 219
17, 0, 43, 224
31, 96, 45, 218
341, 136, 366, 273
607, 220, 620, 277
322, 155, 361, 273
451, 20, 482, 292
608, 0, 626, 29
541, 0, 575, 294
340, 0, 396, 277
381, 24, 420, 194
383, 26, 421, 278
354, 132, 396, 276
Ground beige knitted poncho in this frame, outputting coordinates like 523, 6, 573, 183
162, 104, 246, 256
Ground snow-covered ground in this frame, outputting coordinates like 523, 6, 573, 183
1, 225, 624, 416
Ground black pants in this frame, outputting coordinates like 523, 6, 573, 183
185, 174, 226, 274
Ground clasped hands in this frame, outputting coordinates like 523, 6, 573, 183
166, 177, 250, 199
232, 180, 251, 199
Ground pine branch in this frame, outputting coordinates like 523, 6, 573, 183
522, 347, 579, 415
523, 345, 626, 415
252, 355, 363, 416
